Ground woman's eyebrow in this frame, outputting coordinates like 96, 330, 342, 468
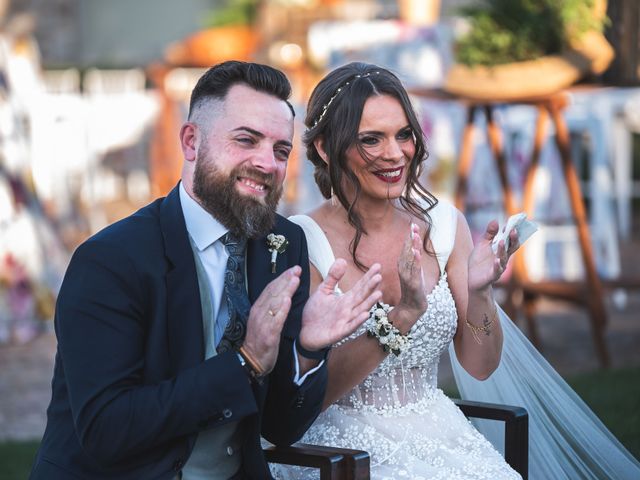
358, 124, 412, 135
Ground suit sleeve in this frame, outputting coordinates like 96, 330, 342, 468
56, 239, 257, 466
260, 227, 328, 446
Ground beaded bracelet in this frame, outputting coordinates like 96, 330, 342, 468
366, 302, 411, 356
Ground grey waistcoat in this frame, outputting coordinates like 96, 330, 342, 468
181, 242, 243, 480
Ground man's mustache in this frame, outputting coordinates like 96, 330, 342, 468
233, 167, 278, 191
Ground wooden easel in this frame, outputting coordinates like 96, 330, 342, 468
453, 91, 610, 367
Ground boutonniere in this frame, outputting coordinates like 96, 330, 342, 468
266, 233, 289, 273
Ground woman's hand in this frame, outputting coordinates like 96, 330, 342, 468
468, 220, 519, 294
393, 223, 428, 333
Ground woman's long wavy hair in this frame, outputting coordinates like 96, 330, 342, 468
303, 62, 438, 271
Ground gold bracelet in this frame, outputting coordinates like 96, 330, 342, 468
238, 345, 267, 378
465, 307, 497, 345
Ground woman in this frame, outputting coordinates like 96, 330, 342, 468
273, 63, 640, 479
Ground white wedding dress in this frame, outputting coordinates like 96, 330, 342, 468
270, 200, 640, 480
272, 202, 521, 479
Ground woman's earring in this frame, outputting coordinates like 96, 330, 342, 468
331, 187, 338, 207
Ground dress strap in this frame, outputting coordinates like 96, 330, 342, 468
290, 203, 458, 277
427, 199, 458, 274
288, 214, 335, 279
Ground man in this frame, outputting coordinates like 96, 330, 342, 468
30, 61, 382, 479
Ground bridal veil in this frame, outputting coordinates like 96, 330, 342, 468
450, 307, 640, 479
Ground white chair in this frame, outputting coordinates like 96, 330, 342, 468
82, 68, 146, 94
42, 68, 81, 94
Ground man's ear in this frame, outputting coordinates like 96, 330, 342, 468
180, 122, 198, 162
313, 137, 329, 165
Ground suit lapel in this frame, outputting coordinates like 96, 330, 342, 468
246, 220, 299, 339
160, 184, 205, 373
246, 235, 271, 304
158, 201, 293, 371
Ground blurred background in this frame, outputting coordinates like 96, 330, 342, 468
0, 0, 639, 477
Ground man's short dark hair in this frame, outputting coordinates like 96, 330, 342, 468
188, 61, 294, 118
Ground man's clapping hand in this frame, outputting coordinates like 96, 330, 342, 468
241, 266, 301, 375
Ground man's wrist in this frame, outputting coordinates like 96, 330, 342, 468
237, 346, 266, 383
296, 337, 331, 361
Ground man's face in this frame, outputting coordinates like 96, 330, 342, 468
192, 84, 294, 238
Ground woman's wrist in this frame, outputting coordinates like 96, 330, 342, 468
390, 304, 424, 335
366, 302, 412, 356
468, 284, 494, 303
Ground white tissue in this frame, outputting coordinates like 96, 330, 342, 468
491, 212, 538, 253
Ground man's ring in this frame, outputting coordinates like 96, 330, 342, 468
268, 309, 275, 317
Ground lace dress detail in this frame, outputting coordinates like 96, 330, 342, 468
273, 206, 521, 479
335, 273, 456, 413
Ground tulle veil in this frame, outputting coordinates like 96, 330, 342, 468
449, 305, 640, 479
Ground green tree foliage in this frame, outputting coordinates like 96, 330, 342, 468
203, 0, 258, 28
456, 0, 606, 66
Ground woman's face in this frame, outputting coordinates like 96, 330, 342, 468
343, 94, 416, 202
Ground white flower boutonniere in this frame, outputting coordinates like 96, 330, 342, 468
266, 233, 289, 273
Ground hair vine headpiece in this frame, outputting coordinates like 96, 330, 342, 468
309, 71, 380, 129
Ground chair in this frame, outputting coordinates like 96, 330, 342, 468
454, 399, 529, 479
265, 399, 528, 480
82, 68, 146, 94
264, 443, 370, 480
42, 68, 81, 94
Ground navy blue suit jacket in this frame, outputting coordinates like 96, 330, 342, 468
30, 185, 326, 479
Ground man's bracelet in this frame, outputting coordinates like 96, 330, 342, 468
296, 337, 330, 361
237, 345, 267, 381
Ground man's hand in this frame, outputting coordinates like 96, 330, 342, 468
241, 266, 301, 375
298, 259, 382, 352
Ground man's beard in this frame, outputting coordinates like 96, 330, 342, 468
192, 149, 283, 239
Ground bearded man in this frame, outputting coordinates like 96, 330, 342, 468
30, 61, 382, 480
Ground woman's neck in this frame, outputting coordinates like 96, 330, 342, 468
329, 196, 409, 233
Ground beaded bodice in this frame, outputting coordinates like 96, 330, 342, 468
279, 208, 523, 480
336, 272, 458, 412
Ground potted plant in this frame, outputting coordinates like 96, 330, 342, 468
444, 0, 614, 100
164, 0, 261, 67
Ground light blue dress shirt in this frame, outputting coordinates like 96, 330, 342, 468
179, 183, 322, 383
